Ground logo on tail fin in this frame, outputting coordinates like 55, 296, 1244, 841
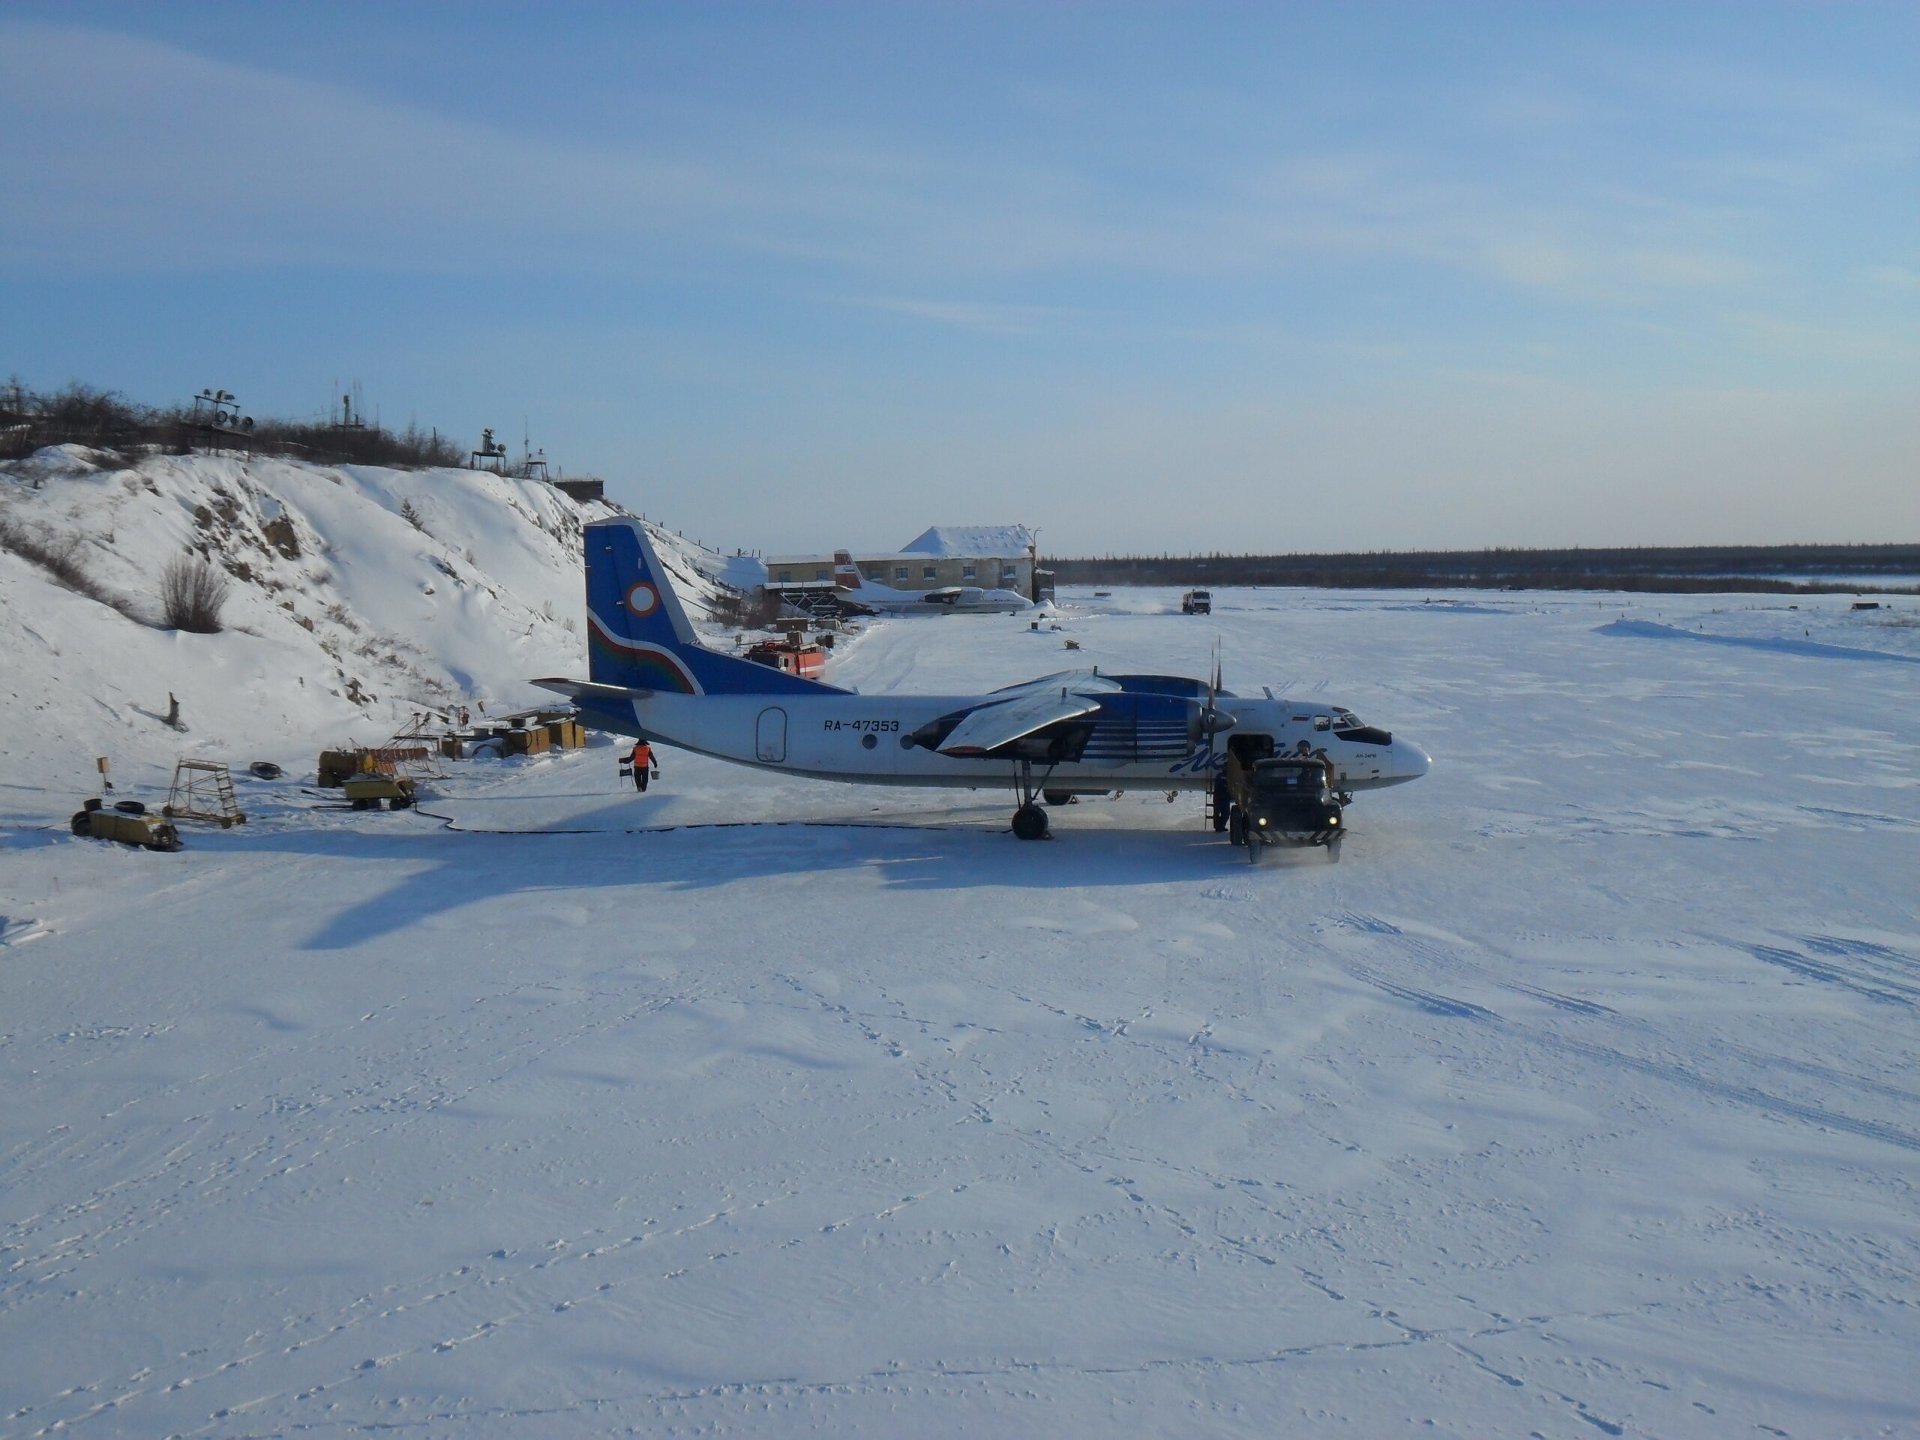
582, 518, 853, 698
832, 551, 864, 591
587, 522, 702, 694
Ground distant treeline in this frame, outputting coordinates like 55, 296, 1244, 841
1048, 545, 1920, 595
2, 379, 467, 470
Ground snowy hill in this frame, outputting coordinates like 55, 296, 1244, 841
0, 447, 736, 795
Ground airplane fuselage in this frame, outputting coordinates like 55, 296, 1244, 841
571, 687, 1426, 793
536, 517, 1429, 841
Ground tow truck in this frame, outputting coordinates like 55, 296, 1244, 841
1218, 748, 1344, 863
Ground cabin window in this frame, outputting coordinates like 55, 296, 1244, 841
1001, 564, 1017, 580
814, 569, 829, 581
776, 569, 792, 583
893, 566, 909, 581
923, 565, 937, 580
962, 563, 977, 580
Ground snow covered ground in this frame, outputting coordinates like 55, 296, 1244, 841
4, 561, 1919, 1435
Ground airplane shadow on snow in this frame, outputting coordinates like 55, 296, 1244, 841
208, 803, 1290, 952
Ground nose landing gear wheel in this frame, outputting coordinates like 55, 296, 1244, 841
1012, 803, 1050, 841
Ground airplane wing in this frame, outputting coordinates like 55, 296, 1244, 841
936, 684, 1108, 757
986, 670, 1122, 699
532, 677, 654, 701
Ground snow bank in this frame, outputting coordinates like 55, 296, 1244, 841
0, 448, 732, 796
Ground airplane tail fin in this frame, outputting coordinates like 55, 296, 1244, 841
833, 550, 864, 591
584, 518, 848, 696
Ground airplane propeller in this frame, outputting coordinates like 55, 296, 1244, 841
1199, 645, 1236, 735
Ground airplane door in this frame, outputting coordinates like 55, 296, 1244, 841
755, 707, 788, 763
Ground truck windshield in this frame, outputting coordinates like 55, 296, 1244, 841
1250, 760, 1327, 799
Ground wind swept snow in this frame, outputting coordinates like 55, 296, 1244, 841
3, 558, 1919, 1436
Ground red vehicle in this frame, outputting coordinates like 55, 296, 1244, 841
744, 640, 826, 680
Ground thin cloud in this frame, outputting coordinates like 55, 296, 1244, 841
1863, 264, 1920, 293
835, 296, 1074, 337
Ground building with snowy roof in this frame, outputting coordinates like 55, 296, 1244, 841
765, 526, 1038, 598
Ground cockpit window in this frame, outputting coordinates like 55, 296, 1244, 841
1334, 724, 1393, 746
1313, 716, 1331, 731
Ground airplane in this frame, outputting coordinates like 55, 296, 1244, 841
535, 518, 1429, 842
831, 550, 1033, 615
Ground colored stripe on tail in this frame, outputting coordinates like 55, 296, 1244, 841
585, 519, 849, 697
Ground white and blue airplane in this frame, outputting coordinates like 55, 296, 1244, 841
831, 550, 1033, 615
535, 518, 1429, 840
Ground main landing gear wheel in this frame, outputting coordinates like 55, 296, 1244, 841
1010, 757, 1054, 840
1012, 803, 1050, 841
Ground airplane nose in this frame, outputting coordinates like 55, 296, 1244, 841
1401, 741, 1432, 780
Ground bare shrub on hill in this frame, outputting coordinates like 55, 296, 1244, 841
3, 379, 469, 470
0, 383, 159, 461
247, 417, 467, 469
0, 516, 148, 622
159, 554, 230, 633
1, 517, 100, 596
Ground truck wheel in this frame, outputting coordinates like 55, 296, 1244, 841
1247, 833, 1262, 866
389, 794, 413, 810
1227, 807, 1245, 846
70, 812, 91, 836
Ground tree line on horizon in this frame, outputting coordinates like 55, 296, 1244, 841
2, 377, 469, 470
1046, 544, 1920, 595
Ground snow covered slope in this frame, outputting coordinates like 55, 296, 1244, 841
0, 448, 735, 798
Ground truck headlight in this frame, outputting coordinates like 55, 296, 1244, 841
1257, 817, 1267, 827
1328, 814, 1339, 825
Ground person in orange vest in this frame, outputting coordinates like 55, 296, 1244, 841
625, 739, 659, 792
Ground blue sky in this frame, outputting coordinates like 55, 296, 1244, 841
4, 2, 1916, 554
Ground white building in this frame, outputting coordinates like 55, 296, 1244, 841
766, 526, 1037, 597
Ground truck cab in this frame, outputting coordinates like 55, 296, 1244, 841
1220, 741, 1343, 862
